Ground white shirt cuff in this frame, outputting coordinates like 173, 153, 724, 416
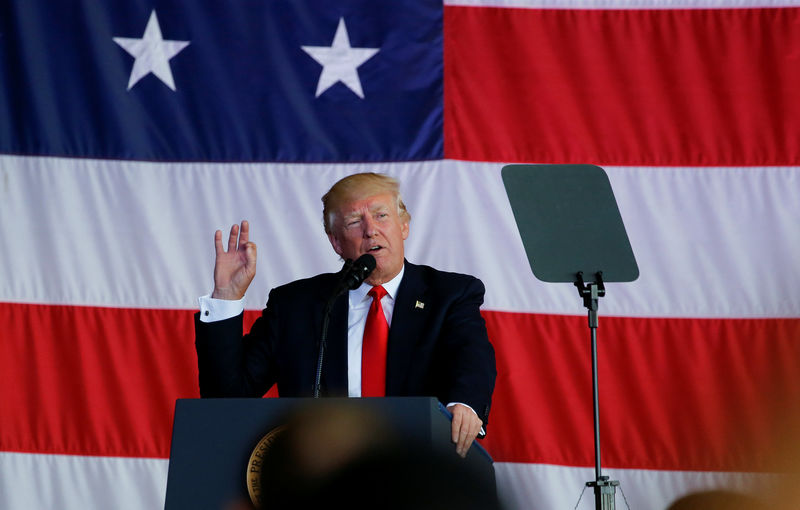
198, 294, 245, 323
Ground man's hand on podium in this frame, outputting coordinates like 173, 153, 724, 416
449, 403, 483, 458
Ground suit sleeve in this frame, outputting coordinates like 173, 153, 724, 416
194, 289, 281, 398
439, 276, 497, 431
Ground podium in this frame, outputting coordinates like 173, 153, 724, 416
164, 397, 495, 509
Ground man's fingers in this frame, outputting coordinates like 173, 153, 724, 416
451, 409, 463, 444
449, 405, 482, 458
213, 230, 224, 255
457, 418, 472, 457
238, 220, 249, 246
211, 222, 255, 300
245, 242, 257, 268
226, 224, 239, 253
451, 407, 471, 457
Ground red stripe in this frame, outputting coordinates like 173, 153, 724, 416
2, 302, 798, 471
0, 303, 200, 457
481, 311, 800, 471
0, 304, 267, 458
444, 6, 800, 165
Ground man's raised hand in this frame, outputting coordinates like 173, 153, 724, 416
211, 220, 257, 300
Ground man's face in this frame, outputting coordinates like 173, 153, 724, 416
328, 193, 409, 286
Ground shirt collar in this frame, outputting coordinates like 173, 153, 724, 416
349, 263, 405, 307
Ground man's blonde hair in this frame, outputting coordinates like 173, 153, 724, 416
322, 172, 411, 234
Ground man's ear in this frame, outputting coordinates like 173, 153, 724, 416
328, 233, 343, 256
401, 220, 409, 241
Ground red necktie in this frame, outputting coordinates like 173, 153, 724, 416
362, 285, 389, 397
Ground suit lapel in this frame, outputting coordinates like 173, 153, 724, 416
386, 262, 428, 395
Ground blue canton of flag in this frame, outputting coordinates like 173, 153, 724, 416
0, 0, 443, 162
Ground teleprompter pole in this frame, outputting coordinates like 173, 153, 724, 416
576, 271, 619, 510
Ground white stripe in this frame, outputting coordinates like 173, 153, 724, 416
2, 156, 798, 318
494, 462, 772, 510
0, 452, 167, 510
0, 452, 774, 510
444, 0, 800, 8
411, 163, 800, 318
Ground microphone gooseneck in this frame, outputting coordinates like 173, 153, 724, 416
313, 254, 377, 398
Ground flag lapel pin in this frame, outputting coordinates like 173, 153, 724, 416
415, 300, 425, 309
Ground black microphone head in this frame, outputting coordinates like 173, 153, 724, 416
354, 253, 376, 272
346, 254, 376, 290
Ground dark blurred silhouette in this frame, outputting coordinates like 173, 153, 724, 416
666, 490, 769, 510
254, 401, 501, 510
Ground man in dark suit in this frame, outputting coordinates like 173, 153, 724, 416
195, 173, 496, 456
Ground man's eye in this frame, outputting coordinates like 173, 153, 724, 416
346, 220, 361, 227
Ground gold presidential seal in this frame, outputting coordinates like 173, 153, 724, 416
246, 425, 287, 509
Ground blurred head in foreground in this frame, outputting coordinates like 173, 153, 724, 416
257, 401, 501, 510
666, 490, 768, 510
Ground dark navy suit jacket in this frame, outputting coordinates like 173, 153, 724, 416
195, 261, 496, 428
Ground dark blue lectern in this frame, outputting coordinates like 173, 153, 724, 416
164, 397, 494, 509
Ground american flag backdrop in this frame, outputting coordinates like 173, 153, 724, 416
1, 1, 800, 509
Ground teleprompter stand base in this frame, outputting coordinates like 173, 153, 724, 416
587, 476, 620, 510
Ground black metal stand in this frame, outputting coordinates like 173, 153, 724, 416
313, 300, 334, 398
501, 164, 639, 510
575, 271, 619, 510
313, 259, 353, 398
313, 255, 376, 398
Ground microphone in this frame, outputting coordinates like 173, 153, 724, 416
339, 253, 377, 293
314, 253, 376, 398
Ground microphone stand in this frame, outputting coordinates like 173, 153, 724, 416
313, 297, 337, 399
312, 254, 375, 399
313, 260, 352, 399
